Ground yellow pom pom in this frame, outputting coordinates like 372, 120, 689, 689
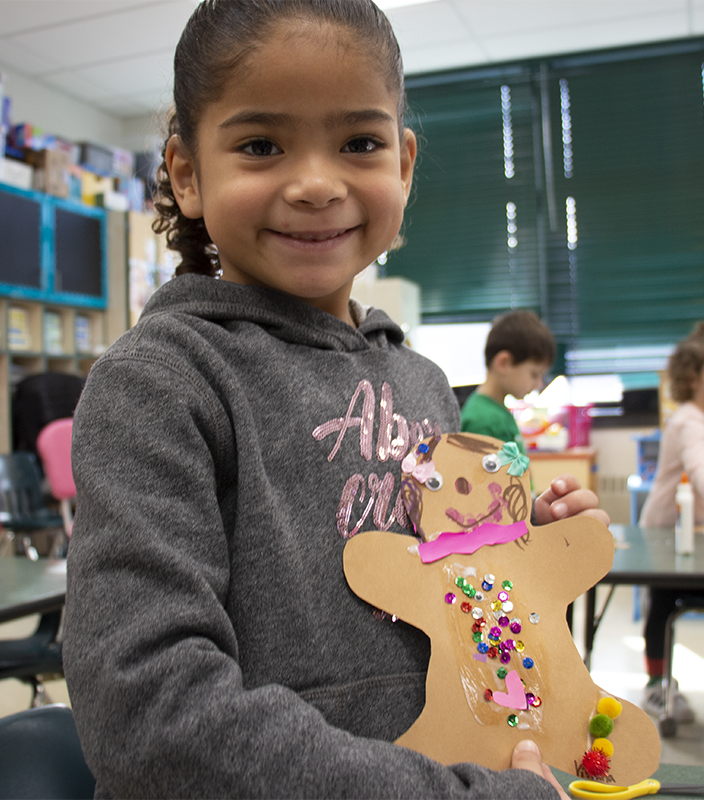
597, 697, 622, 719
592, 738, 614, 757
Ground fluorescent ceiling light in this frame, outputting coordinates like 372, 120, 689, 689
377, 0, 441, 9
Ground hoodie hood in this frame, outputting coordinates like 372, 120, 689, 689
139, 274, 405, 352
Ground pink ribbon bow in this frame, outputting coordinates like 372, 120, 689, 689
401, 453, 436, 483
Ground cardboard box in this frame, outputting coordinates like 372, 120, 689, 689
79, 141, 114, 176
81, 170, 114, 205
0, 156, 33, 190
95, 189, 130, 211
28, 148, 71, 198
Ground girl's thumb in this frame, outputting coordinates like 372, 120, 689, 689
511, 739, 543, 774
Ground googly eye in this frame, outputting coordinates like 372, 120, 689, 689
425, 471, 443, 491
482, 453, 501, 473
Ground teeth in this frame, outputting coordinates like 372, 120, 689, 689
290, 231, 340, 241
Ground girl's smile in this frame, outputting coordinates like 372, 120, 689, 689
167, 20, 416, 325
268, 226, 360, 250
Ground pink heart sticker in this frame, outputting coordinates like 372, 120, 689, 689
492, 669, 527, 710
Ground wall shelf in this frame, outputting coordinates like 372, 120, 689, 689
0, 200, 128, 453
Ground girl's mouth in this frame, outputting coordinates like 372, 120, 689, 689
286, 229, 350, 241
269, 227, 358, 250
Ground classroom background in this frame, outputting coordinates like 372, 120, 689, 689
1, 0, 703, 780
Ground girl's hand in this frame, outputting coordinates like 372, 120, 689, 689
511, 740, 569, 800
533, 473, 610, 527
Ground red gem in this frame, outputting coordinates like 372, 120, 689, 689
485, 689, 493, 701
488, 646, 498, 658
461, 602, 472, 613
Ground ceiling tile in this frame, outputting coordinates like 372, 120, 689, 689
404, 40, 489, 74
0, 38, 58, 75
387, 1, 473, 48
67, 51, 174, 96
0, 0, 150, 35
10, 1, 191, 73
451, 0, 689, 39
482, 10, 691, 62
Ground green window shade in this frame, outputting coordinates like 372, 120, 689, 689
386, 41, 704, 371
388, 66, 542, 321
547, 45, 704, 350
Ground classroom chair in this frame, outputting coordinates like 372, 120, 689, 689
0, 452, 66, 560
0, 609, 63, 708
36, 418, 76, 538
0, 705, 95, 800
659, 595, 704, 738
12, 373, 84, 464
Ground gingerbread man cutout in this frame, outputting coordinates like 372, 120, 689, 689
344, 433, 660, 785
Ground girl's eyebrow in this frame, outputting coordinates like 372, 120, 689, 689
218, 109, 395, 130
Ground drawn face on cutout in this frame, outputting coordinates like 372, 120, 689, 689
401, 433, 531, 542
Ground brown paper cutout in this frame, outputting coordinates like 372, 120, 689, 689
344, 433, 660, 784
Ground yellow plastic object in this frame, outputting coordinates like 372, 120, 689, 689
569, 779, 661, 799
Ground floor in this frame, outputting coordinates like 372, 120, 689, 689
1, 584, 702, 766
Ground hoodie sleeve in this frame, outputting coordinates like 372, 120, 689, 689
63, 355, 560, 800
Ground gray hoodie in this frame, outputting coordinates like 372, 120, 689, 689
63, 274, 559, 800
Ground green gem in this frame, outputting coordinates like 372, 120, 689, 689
507, 714, 519, 727
473, 631, 483, 642
463, 584, 476, 598
455, 576, 467, 588
497, 667, 508, 679
502, 580, 513, 590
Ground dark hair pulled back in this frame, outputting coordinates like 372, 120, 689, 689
153, 0, 406, 277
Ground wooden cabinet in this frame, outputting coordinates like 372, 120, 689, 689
0, 207, 128, 452
528, 447, 598, 495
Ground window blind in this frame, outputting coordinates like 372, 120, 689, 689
389, 65, 542, 321
386, 39, 704, 373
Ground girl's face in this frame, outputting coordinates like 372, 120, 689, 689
167, 21, 416, 325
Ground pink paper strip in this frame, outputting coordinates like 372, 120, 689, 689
418, 521, 528, 563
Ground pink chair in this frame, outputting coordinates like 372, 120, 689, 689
36, 417, 75, 538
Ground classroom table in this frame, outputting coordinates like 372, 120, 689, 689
0, 557, 67, 625
583, 524, 704, 669
554, 762, 704, 799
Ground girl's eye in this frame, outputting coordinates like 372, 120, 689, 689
342, 137, 382, 154
425, 471, 443, 491
240, 139, 282, 157
482, 454, 501, 473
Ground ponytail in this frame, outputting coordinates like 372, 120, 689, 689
151, 113, 219, 277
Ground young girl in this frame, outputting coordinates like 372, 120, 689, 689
639, 322, 704, 723
63, 2, 605, 797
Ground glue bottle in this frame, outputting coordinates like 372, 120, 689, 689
675, 472, 694, 555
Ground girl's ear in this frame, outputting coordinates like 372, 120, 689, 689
165, 135, 203, 219
400, 128, 417, 204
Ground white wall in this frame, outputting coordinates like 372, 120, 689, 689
1, 63, 161, 152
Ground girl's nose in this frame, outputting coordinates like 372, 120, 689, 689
283, 157, 347, 208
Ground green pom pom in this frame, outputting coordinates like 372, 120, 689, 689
589, 713, 614, 738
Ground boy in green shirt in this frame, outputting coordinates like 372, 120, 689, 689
460, 311, 555, 453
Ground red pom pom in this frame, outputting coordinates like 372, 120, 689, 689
581, 749, 611, 778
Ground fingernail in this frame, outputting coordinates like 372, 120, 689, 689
553, 502, 567, 518
554, 479, 567, 494
514, 740, 540, 754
